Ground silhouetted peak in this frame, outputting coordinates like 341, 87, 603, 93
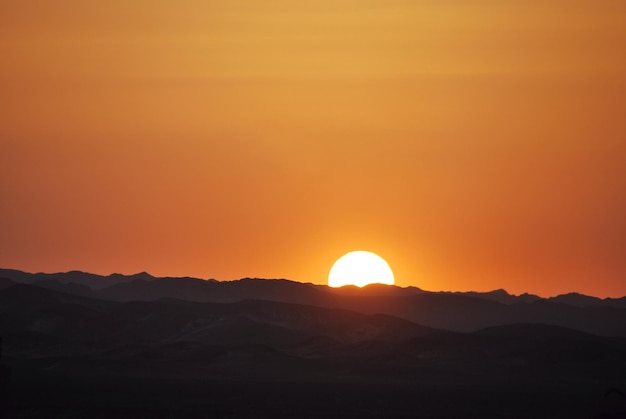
235, 278, 311, 289
548, 292, 603, 307
108, 272, 154, 280
362, 283, 393, 290
133, 272, 154, 280
519, 292, 539, 298
239, 277, 296, 283
559, 292, 587, 297
336, 284, 359, 290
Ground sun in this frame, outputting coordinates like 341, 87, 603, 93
328, 251, 395, 288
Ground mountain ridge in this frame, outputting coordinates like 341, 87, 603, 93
3, 267, 622, 302
1, 269, 626, 337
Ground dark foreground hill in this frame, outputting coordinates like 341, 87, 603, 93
1, 281, 626, 418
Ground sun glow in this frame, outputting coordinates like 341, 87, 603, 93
328, 251, 394, 288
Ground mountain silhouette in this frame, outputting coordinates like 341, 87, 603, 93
0, 268, 156, 290
2, 269, 625, 336
2, 269, 626, 418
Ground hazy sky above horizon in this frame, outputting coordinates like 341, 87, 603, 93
2, 1, 625, 297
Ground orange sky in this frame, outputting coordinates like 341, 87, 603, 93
1, 1, 625, 297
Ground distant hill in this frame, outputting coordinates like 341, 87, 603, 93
448, 289, 541, 304
548, 292, 626, 308
2, 282, 625, 381
2, 268, 626, 337
0, 268, 156, 290
98, 276, 328, 305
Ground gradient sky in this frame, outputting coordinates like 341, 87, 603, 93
1, 1, 625, 297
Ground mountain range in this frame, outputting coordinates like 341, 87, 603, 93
2, 268, 626, 336
1, 268, 625, 418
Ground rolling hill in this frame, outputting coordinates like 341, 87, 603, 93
2, 272, 626, 418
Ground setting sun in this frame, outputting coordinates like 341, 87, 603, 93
328, 251, 394, 288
